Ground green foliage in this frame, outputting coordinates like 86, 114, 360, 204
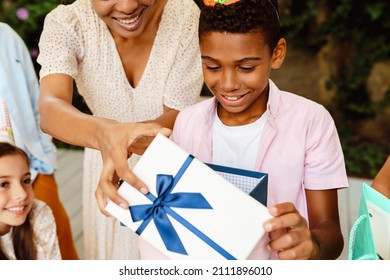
280, 0, 390, 177
0, 1, 58, 33
338, 124, 389, 178
281, 0, 390, 120
343, 143, 388, 179
0, 0, 61, 71
0, 0, 89, 149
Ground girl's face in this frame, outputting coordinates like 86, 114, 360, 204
92, 0, 158, 39
0, 154, 33, 235
200, 31, 285, 125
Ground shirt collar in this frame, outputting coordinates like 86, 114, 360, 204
267, 79, 281, 119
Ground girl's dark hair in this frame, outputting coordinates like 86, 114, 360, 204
0, 142, 36, 260
199, 0, 281, 53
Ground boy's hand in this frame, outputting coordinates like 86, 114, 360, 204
263, 202, 315, 260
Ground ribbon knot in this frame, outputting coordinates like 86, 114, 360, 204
129, 156, 213, 255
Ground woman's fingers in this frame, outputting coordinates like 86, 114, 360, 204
95, 123, 172, 215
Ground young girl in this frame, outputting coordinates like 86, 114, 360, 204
0, 143, 60, 260
1, 22, 78, 259
164, 0, 348, 260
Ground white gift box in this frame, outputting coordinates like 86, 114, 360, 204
105, 134, 272, 260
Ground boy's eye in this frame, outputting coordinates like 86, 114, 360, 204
239, 66, 255, 72
0, 181, 9, 188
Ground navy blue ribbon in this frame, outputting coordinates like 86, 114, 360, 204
129, 155, 236, 259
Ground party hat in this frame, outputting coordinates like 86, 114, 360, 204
203, 0, 240, 6
0, 99, 15, 145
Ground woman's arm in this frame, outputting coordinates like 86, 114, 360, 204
39, 74, 171, 215
155, 106, 180, 129
39, 74, 104, 149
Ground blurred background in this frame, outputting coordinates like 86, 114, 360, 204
1, 0, 389, 180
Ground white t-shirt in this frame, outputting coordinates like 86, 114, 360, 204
213, 111, 268, 170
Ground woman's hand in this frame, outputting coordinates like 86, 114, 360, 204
128, 134, 156, 155
263, 202, 317, 260
127, 107, 179, 155
95, 121, 172, 216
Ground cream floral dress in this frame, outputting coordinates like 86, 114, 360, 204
0, 200, 61, 260
38, 0, 203, 259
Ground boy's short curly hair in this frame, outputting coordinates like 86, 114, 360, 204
199, 0, 281, 53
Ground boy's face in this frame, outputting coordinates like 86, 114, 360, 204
0, 154, 33, 234
200, 31, 284, 125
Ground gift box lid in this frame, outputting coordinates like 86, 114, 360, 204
206, 163, 268, 206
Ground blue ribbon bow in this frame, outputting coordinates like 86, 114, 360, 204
129, 155, 236, 259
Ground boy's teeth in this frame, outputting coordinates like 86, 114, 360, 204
226, 96, 239, 101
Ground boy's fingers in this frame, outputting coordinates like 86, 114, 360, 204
268, 202, 297, 217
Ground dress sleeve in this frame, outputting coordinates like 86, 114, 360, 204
162, 5, 203, 110
32, 200, 62, 260
37, 5, 85, 80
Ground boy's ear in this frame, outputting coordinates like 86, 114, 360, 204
271, 38, 286, 70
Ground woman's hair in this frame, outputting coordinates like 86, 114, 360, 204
0, 142, 36, 260
199, 0, 281, 53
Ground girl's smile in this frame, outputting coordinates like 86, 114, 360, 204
4, 204, 29, 215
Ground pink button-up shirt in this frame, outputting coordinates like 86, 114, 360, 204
138, 80, 348, 259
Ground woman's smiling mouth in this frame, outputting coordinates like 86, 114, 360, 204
113, 9, 144, 30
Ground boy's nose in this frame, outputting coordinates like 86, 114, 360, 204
220, 70, 239, 91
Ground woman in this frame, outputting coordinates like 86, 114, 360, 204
38, 0, 203, 259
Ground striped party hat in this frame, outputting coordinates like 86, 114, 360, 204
0, 99, 15, 145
